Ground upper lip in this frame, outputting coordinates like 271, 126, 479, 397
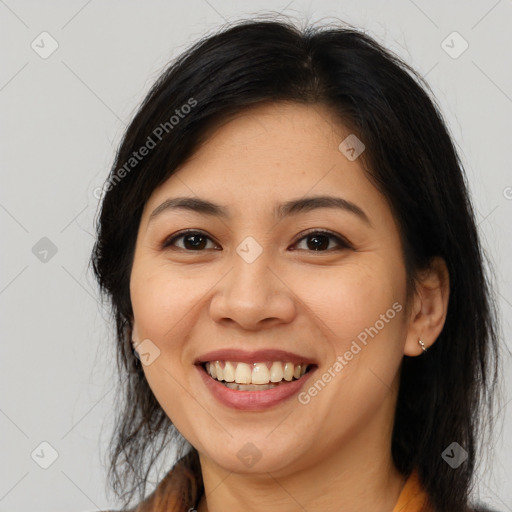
195, 349, 318, 366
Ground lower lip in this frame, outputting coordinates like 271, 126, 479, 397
196, 365, 316, 411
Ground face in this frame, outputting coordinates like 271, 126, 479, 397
130, 101, 412, 477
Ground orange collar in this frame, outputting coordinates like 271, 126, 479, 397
392, 471, 431, 512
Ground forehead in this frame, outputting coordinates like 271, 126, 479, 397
186, 101, 353, 170
146, 102, 377, 209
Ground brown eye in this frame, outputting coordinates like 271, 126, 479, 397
292, 231, 352, 252
161, 229, 351, 253
162, 230, 219, 251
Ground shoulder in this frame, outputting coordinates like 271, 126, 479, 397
99, 450, 202, 512
94, 509, 137, 512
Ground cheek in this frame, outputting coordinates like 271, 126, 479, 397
130, 263, 199, 342
130, 265, 201, 429
290, 259, 406, 433
290, 258, 406, 348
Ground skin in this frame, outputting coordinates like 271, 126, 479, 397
130, 101, 450, 512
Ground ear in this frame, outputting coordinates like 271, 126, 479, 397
403, 256, 450, 356
131, 320, 140, 348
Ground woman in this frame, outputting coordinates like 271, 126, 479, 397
91, 17, 501, 512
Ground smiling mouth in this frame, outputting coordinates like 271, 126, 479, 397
202, 361, 314, 391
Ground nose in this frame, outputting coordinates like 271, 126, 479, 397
209, 252, 297, 331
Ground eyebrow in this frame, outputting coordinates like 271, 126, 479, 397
148, 195, 372, 226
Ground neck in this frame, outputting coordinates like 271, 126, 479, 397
198, 456, 404, 512
196, 397, 405, 512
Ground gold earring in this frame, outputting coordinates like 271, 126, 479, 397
418, 339, 428, 353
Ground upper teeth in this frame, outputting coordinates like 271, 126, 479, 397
205, 361, 308, 385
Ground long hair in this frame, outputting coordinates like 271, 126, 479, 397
90, 17, 500, 511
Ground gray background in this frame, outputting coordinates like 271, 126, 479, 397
0, 1, 511, 511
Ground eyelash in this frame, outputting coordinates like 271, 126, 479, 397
161, 229, 353, 253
